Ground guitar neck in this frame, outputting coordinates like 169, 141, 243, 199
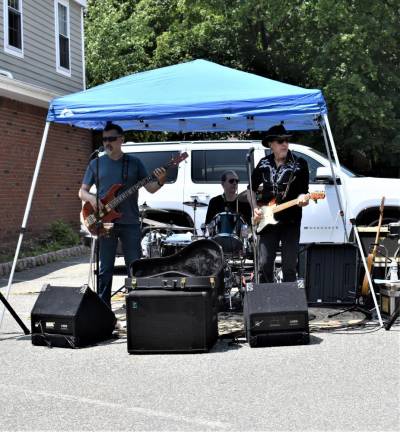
109, 174, 155, 209
108, 159, 175, 210
272, 197, 302, 214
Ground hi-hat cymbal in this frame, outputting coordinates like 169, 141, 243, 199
183, 200, 208, 208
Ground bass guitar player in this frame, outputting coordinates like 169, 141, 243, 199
78, 122, 167, 308
249, 124, 310, 283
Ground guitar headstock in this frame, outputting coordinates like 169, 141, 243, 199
167, 151, 188, 167
310, 191, 325, 202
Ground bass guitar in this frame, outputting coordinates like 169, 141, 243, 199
360, 196, 385, 297
256, 191, 325, 233
82, 152, 188, 236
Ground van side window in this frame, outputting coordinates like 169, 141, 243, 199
192, 150, 249, 183
264, 149, 322, 183
134, 151, 179, 183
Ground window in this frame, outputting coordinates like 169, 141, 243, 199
55, 0, 70, 75
4, 0, 24, 57
132, 151, 180, 183
192, 149, 249, 183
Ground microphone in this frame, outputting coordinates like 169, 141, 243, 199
246, 147, 255, 162
89, 146, 104, 159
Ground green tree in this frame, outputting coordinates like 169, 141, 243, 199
85, 0, 400, 175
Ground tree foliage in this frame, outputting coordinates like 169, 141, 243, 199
85, 0, 400, 175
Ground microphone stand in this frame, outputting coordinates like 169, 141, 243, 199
246, 148, 259, 284
94, 148, 102, 295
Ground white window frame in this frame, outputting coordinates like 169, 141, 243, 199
3, 0, 24, 58
54, 0, 71, 77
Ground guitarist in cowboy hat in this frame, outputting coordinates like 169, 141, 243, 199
249, 124, 309, 283
79, 122, 166, 307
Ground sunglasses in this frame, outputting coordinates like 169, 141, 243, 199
102, 135, 121, 143
276, 138, 288, 144
227, 178, 239, 184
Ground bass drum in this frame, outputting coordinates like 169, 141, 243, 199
160, 232, 192, 257
208, 212, 245, 256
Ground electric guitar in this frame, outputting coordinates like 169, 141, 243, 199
360, 196, 385, 297
82, 152, 188, 236
255, 192, 326, 233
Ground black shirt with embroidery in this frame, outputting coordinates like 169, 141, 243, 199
250, 150, 309, 224
205, 194, 252, 225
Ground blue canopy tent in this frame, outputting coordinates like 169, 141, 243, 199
47, 59, 326, 132
2, 60, 382, 329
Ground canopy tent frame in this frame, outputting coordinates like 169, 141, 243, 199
0, 60, 383, 331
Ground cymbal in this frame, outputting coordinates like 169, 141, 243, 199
142, 218, 192, 231
183, 200, 208, 208
140, 205, 169, 213
237, 190, 250, 203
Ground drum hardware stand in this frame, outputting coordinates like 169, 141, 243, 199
328, 220, 383, 325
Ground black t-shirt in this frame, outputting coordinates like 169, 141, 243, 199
250, 150, 309, 224
205, 194, 252, 225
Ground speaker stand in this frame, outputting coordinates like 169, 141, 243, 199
0, 291, 30, 335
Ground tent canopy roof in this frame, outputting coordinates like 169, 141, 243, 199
47, 59, 327, 132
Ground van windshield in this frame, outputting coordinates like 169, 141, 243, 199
306, 149, 357, 177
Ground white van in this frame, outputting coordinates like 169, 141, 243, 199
122, 140, 400, 244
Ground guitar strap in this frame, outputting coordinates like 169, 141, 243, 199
279, 152, 298, 201
121, 154, 129, 186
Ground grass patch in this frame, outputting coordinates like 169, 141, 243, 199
0, 221, 80, 263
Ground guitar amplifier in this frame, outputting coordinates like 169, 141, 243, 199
243, 282, 309, 347
126, 288, 218, 354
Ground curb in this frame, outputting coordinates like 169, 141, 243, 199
0, 245, 90, 277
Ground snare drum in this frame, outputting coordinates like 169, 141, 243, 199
160, 232, 192, 256
209, 212, 244, 255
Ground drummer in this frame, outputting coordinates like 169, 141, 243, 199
205, 170, 252, 225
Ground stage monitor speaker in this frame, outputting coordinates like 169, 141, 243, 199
243, 282, 309, 347
31, 284, 116, 348
298, 243, 359, 304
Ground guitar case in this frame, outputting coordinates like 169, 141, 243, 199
127, 239, 224, 295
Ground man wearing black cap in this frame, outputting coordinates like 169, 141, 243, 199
249, 124, 309, 283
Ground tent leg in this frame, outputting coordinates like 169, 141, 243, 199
322, 115, 383, 327
319, 120, 349, 241
0, 122, 51, 332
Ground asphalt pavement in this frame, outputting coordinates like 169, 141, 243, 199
0, 255, 399, 431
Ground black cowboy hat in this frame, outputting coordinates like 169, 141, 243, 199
261, 124, 292, 147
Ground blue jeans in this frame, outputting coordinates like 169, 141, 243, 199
98, 223, 141, 307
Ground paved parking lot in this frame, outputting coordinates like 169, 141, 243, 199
0, 255, 399, 431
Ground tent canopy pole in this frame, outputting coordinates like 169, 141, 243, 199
0, 121, 51, 332
322, 114, 383, 327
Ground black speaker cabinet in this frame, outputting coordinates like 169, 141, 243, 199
31, 284, 116, 348
243, 282, 309, 347
126, 289, 218, 353
299, 243, 359, 304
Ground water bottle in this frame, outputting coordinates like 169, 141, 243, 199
389, 261, 398, 281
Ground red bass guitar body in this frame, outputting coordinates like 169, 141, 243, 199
81, 184, 123, 236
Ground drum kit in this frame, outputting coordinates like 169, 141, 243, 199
140, 199, 254, 310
